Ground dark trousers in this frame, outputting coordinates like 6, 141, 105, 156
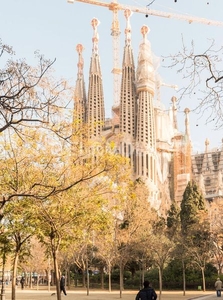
60, 286, 67, 295
217, 290, 221, 297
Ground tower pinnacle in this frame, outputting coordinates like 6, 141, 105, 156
119, 8, 136, 161
171, 96, 178, 130
184, 107, 191, 139
141, 25, 150, 42
124, 9, 132, 45
76, 44, 84, 78
73, 43, 87, 129
136, 25, 155, 94
91, 18, 100, 54
205, 138, 209, 153
87, 18, 105, 138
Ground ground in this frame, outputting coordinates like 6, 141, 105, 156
3, 287, 217, 300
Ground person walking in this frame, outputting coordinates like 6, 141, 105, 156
60, 275, 67, 296
215, 277, 223, 297
135, 280, 157, 300
20, 276, 25, 290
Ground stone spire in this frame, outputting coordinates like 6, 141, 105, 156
120, 9, 136, 153
124, 9, 132, 46
87, 18, 105, 138
184, 107, 191, 141
73, 44, 87, 128
136, 25, 156, 149
119, 9, 137, 169
205, 138, 209, 153
136, 26, 155, 95
171, 96, 178, 131
135, 26, 158, 207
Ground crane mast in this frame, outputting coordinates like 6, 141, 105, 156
110, 1, 122, 108
68, 0, 223, 107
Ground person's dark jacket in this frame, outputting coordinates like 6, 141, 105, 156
60, 276, 65, 287
135, 287, 157, 300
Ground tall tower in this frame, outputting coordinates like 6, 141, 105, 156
119, 9, 137, 167
87, 18, 105, 138
135, 26, 157, 204
172, 108, 192, 203
73, 44, 87, 130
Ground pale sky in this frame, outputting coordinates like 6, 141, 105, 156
1, 0, 223, 153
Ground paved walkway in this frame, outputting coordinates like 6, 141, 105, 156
2, 288, 220, 300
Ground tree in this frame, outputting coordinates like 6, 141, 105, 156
19, 237, 49, 290
167, 202, 181, 240
0, 39, 70, 218
2, 198, 37, 300
180, 180, 206, 235
113, 179, 156, 298
166, 39, 223, 127
208, 203, 223, 275
33, 138, 131, 300
36, 191, 83, 300
149, 217, 174, 300
94, 225, 118, 292
0, 120, 123, 217
167, 202, 188, 295
0, 114, 132, 299
185, 214, 212, 292
0, 232, 12, 300
0, 40, 67, 133
180, 180, 211, 292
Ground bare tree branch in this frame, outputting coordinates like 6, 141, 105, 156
0, 41, 66, 133
164, 37, 223, 128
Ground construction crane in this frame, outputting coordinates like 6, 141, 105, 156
67, 0, 223, 107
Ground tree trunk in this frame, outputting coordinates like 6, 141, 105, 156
158, 266, 163, 300
37, 274, 39, 290
142, 261, 145, 285
29, 271, 32, 289
74, 271, 78, 288
67, 268, 70, 289
47, 260, 51, 292
108, 262, 112, 292
182, 259, 186, 296
1, 250, 6, 300
82, 267, 86, 287
52, 248, 61, 300
86, 259, 89, 295
201, 266, 206, 292
11, 251, 19, 300
100, 266, 104, 290
119, 262, 124, 298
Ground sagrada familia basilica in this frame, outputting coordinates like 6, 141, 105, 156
73, 12, 223, 220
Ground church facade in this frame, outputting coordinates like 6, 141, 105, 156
73, 13, 223, 216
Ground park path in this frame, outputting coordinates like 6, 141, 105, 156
3, 288, 219, 300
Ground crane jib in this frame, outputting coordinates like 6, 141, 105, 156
69, 0, 223, 26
